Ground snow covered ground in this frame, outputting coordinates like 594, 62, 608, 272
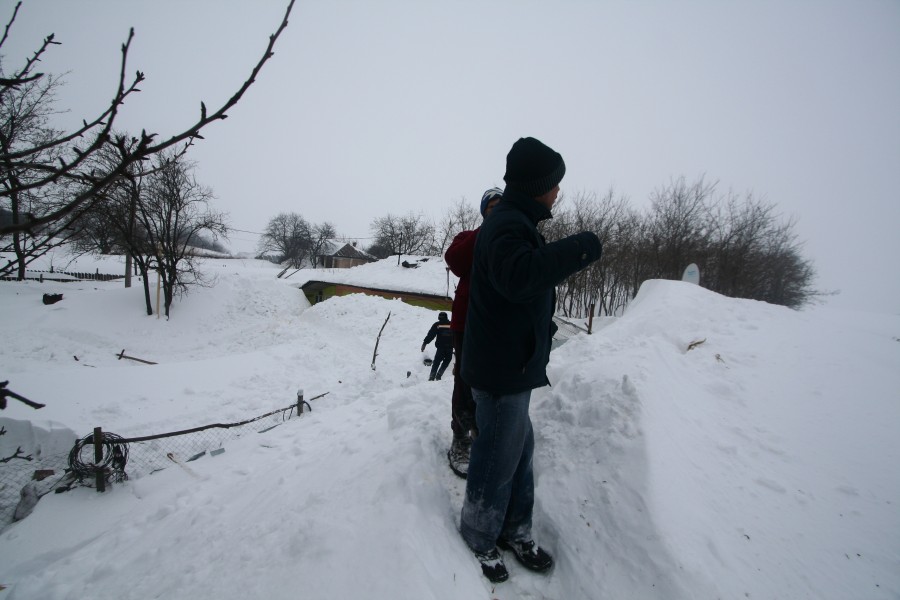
1, 254, 898, 599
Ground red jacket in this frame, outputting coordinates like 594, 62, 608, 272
445, 228, 479, 332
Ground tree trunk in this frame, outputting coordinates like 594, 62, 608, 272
140, 267, 153, 316
162, 265, 176, 318
13, 231, 26, 280
10, 189, 26, 280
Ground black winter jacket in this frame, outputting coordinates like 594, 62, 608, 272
461, 188, 602, 394
423, 316, 454, 350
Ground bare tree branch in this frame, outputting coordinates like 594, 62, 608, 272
371, 312, 392, 371
0, 0, 295, 238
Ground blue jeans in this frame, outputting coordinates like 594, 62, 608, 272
430, 346, 452, 380
460, 388, 534, 553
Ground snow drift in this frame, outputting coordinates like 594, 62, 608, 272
0, 255, 897, 599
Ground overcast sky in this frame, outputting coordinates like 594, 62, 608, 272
3, 1, 898, 313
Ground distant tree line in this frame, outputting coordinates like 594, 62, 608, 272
363, 198, 480, 263
258, 202, 473, 268
259, 175, 816, 313
543, 177, 816, 315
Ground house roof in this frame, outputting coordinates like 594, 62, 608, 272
318, 241, 376, 261
300, 279, 447, 300
300, 280, 452, 311
292, 254, 456, 298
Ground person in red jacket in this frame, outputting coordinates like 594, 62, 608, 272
443, 187, 503, 478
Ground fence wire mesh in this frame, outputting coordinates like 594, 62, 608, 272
106, 405, 304, 480
1, 396, 318, 532
552, 315, 590, 349
0, 441, 70, 531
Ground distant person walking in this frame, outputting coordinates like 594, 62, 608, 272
443, 187, 503, 478
421, 312, 453, 381
460, 137, 602, 583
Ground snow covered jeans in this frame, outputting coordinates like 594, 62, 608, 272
450, 330, 476, 437
459, 388, 534, 553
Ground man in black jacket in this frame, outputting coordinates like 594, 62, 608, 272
459, 137, 602, 583
421, 311, 453, 381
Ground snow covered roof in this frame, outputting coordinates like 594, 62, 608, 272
317, 240, 376, 261
291, 255, 455, 298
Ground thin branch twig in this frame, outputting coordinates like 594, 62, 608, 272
371, 312, 392, 370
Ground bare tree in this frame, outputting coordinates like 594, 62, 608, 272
543, 190, 633, 318
133, 151, 227, 317
684, 189, 817, 308
705, 192, 774, 299
62, 136, 158, 313
258, 213, 336, 268
761, 221, 816, 308
364, 238, 393, 260
69, 137, 136, 256
538, 177, 818, 317
610, 207, 651, 312
574, 191, 632, 317
436, 196, 479, 256
645, 176, 715, 281
0, 61, 69, 279
308, 222, 336, 268
0, 0, 295, 269
258, 212, 310, 267
369, 212, 436, 264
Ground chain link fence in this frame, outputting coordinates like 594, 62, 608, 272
0, 393, 325, 532
552, 315, 590, 350
0, 436, 70, 531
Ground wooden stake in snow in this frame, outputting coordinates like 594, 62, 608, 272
588, 302, 595, 334
371, 312, 392, 370
116, 349, 157, 365
686, 338, 707, 352
94, 427, 105, 493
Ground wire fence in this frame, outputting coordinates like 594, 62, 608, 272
0, 393, 326, 532
1, 317, 590, 531
552, 315, 590, 349
0, 436, 70, 532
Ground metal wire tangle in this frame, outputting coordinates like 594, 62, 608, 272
68, 431, 129, 483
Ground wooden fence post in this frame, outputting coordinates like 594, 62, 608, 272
587, 303, 595, 335
93, 426, 106, 493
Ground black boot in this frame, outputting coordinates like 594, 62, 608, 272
474, 547, 509, 583
447, 435, 471, 479
497, 538, 553, 572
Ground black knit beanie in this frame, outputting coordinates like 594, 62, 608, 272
503, 137, 566, 198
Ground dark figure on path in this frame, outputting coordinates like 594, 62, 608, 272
460, 137, 602, 583
443, 187, 503, 478
421, 312, 453, 381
